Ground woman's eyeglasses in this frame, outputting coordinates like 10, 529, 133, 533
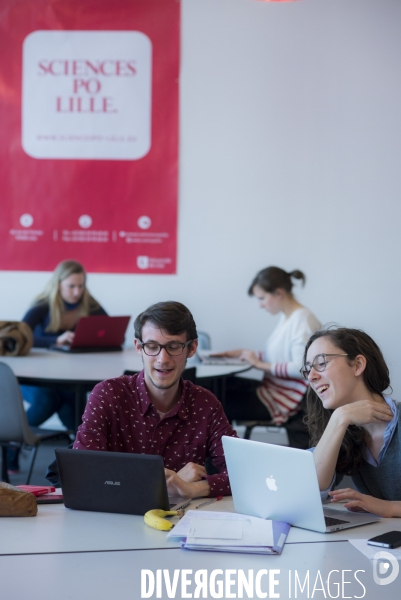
300, 353, 350, 380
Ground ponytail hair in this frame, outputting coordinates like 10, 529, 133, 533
248, 266, 306, 296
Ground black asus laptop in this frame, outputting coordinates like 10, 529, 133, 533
55, 448, 186, 515
51, 315, 130, 353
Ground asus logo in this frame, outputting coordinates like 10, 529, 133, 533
104, 481, 121, 486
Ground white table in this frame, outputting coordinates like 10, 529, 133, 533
0, 349, 250, 429
0, 541, 398, 599
0, 347, 250, 384
1, 498, 400, 599
0, 496, 399, 556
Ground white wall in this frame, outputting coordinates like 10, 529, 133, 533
1, 0, 401, 393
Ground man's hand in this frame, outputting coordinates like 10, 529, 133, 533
176, 462, 207, 483
56, 331, 75, 345
329, 488, 400, 518
165, 468, 210, 499
335, 399, 393, 428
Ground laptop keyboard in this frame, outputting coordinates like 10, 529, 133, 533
325, 515, 350, 527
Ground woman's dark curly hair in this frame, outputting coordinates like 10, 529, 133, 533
303, 327, 390, 475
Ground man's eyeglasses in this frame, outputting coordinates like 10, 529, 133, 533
300, 353, 350, 380
139, 340, 194, 357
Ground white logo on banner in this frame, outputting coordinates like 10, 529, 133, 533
79, 215, 93, 229
137, 256, 149, 270
138, 216, 151, 230
20, 214, 34, 227
22, 31, 152, 160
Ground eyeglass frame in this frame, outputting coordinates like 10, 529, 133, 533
300, 353, 351, 380
138, 339, 195, 357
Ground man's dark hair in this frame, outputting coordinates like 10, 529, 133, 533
134, 301, 198, 341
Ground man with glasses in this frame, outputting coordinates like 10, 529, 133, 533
73, 301, 237, 499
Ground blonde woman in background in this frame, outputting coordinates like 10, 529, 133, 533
7, 260, 106, 473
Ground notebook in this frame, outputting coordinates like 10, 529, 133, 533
51, 315, 130, 352
167, 509, 291, 555
222, 436, 381, 533
55, 448, 186, 515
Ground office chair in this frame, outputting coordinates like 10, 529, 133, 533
197, 331, 211, 350
235, 392, 310, 450
0, 362, 72, 484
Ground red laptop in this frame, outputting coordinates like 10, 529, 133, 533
51, 315, 130, 353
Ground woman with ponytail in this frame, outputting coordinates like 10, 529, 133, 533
218, 266, 320, 447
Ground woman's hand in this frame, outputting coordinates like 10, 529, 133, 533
210, 349, 243, 358
329, 488, 400, 518
211, 349, 270, 370
239, 349, 260, 366
335, 399, 393, 428
56, 331, 75, 345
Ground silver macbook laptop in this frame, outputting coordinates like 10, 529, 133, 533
222, 436, 381, 533
55, 448, 187, 515
51, 315, 130, 353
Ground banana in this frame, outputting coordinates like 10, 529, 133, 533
144, 509, 179, 531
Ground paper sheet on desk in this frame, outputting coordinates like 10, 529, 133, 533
349, 539, 401, 561
168, 511, 290, 555
167, 510, 273, 546
188, 518, 244, 544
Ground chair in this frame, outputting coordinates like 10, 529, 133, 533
0, 362, 72, 484
235, 393, 310, 450
197, 331, 211, 350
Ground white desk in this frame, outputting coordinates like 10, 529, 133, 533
1, 498, 400, 599
0, 348, 250, 384
0, 542, 398, 600
0, 349, 250, 429
0, 496, 399, 556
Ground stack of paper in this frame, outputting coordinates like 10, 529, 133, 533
167, 510, 290, 555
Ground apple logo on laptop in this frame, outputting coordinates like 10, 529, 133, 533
266, 475, 277, 491
97, 329, 106, 337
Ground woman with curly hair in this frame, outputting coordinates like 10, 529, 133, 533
301, 327, 399, 517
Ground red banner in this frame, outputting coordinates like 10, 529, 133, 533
0, 0, 179, 273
